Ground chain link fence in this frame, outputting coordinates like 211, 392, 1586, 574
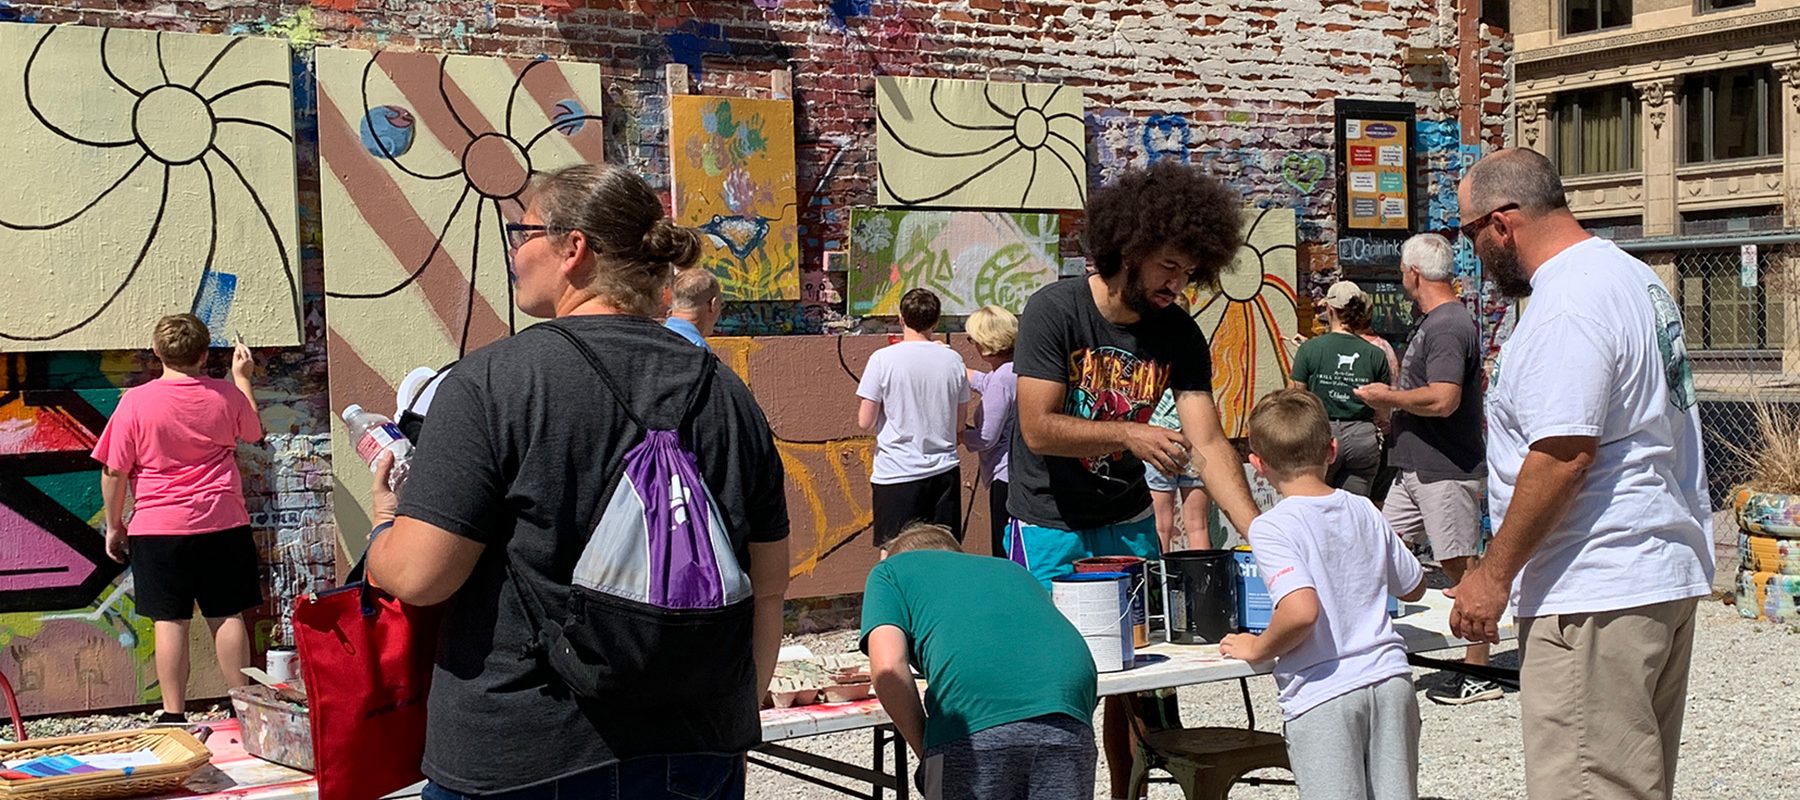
1634, 242, 1800, 504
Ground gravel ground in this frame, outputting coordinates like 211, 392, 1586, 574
749, 596, 1798, 800
6, 703, 234, 743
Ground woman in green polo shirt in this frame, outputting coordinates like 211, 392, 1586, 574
1289, 281, 1392, 497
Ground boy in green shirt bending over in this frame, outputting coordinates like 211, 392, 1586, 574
861, 523, 1099, 800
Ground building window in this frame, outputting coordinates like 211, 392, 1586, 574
1697, 0, 1753, 11
1683, 67, 1782, 163
1554, 87, 1639, 175
1678, 247, 1785, 352
1580, 215, 1644, 241
1565, 0, 1631, 34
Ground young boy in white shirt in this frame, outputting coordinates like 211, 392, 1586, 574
1221, 387, 1428, 800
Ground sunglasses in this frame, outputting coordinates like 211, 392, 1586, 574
503, 223, 562, 252
1457, 202, 1519, 240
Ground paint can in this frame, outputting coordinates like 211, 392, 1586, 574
1073, 556, 1149, 647
1163, 549, 1238, 644
1233, 546, 1274, 633
1052, 572, 1134, 673
266, 647, 299, 683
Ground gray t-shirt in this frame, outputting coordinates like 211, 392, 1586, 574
1389, 301, 1486, 480
857, 340, 970, 484
398, 316, 789, 794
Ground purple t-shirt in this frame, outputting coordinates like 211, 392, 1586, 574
962, 362, 1016, 484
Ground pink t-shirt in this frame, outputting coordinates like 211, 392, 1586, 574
90, 377, 262, 536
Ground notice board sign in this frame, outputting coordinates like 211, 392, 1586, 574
1363, 279, 1417, 350
1336, 100, 1417, 268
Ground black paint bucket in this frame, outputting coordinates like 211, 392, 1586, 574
1163, 549, 1239, 644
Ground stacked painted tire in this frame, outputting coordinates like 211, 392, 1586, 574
1733, 488, 1800, 624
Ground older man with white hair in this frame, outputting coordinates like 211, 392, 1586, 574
1354, 232, 1497, 705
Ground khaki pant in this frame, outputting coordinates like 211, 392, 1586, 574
1519, 597, 1699, 800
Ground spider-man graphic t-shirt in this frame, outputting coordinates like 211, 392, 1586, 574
1008, 276, 1213, 531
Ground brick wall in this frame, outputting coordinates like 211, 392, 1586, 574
0, 0, 1511, 715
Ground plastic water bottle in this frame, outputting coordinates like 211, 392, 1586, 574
342, 404, 412, 491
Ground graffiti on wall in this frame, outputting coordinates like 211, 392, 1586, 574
847, 209, 1059, 316
1190, 208, 1300, 438
1086, 110, 1193, 188
0, 388, 122, 614
0, 24, 302, 351
317, 48, 604, 552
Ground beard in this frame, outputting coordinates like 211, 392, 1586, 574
1479, 238, 1532, 299
1122, 263, 1180, 316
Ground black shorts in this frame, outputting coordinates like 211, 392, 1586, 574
870, 469, 962, 547
129, 526, 264, 621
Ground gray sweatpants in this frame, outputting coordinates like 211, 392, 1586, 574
916, 714, 1096, 800
1283, 674, 1420, 800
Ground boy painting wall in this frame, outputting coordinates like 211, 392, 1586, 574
92, 314, 265, 725
857, 289, 972, 547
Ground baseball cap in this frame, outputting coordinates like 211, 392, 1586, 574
1323, 280, 1367, 309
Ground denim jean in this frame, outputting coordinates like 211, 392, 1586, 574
421, 755, 745, 800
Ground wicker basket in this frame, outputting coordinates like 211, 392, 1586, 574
0, 729, 211, 800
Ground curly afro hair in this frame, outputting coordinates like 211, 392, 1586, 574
1082, 160, 1245, 288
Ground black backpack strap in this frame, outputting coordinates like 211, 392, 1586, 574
537, 321, 646, 429
678, 354, 717, 428
400, 360, 458, 416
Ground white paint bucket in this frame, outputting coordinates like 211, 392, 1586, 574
266, 648, 298, 683
1052, 571, 1134, 673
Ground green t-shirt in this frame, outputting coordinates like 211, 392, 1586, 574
1290, 332, 1392, 421
859, 551, 1098, 749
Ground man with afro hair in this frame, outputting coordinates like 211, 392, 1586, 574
1006, 160, 1263, 798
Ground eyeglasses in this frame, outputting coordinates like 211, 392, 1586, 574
503, 223, 559, 252
1457, 203, 1519, 240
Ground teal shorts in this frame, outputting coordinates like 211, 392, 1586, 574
1004, 514, 1162, 591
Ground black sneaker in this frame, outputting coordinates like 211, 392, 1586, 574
1427, 676, 1503, 705
151, 711, 189, 727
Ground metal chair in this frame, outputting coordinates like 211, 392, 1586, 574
1124, 682, 1292, 800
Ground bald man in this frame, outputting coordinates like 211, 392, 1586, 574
1450, 148, 1713, 800
664, 267, 722, 349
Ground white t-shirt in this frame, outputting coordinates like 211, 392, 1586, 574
857, 340, 971, 484
1486, 237, 1715, 618
1248, 490, 1425, 720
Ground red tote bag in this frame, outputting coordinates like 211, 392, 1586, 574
294, 562, 445, 800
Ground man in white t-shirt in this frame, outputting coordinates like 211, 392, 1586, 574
857, 288, 972, 549
1452, 149, 1714, 800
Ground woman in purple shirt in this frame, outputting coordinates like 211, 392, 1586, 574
961, 306, 1019, 558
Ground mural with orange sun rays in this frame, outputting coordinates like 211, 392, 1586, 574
1190, 207, 1299, 438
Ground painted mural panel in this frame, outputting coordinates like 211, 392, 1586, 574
712, 335, 994, 599
846, 209, 1059, 317
318, 48, 603, 551
669, 95, 800, 301
0, 23, 302, 351
1190, 207, 1299, 439
877, 76, 1086, 209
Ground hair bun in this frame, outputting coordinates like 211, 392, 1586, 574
642, 218, 702, 267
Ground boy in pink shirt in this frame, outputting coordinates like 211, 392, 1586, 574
91, 314, 264, 725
